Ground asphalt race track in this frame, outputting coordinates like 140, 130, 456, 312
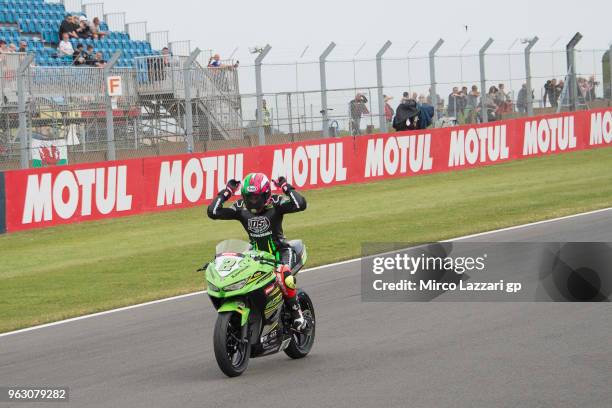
1, 209, 611, 408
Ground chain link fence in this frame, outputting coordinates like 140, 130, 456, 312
1, 35, 611, 170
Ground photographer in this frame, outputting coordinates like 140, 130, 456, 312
348, 93, 369, 136
72, 43, 87, 66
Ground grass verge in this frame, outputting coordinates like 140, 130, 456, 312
1, 147, 611, 333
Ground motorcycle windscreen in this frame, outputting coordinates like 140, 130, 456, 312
215, 239, 251, 255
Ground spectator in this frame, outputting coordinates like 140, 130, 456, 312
255, 99, 272, 137
73, 43, 86, 65
76, 16, 92, 39
401, 91, 410, 103
208, 53, 239, 69
417, 94, 426, 106
456, 87, 468, 123
89, 17, 107, 40
546, 78, 560, 108
393, 99, 420, 131
92, 51, 106, 67
161, 46, 171, 65
516, 83, 531, 115
464, 85, 480, 124
496, 83, 513, 114
84, 44, 96, 65
348, 93, 369, 136
586, 76, 598, 101
58, 33, 74, 57
18, 41, 27, 53
384, 95, 394, 130
7, 43, 16, 53
482, 86, 500, 122
393, 98, 434, 131
0, 40, 7, 53
427, 87, 443, 111
59, 14, 78, 41
447, 87, 461, 118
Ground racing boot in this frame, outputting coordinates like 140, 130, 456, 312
286, 296, 307, 332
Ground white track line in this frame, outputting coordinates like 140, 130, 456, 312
1, 207, 610, 338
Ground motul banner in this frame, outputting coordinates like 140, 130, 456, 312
2, 108, 611, 233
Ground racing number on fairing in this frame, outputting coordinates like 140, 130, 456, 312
218, 258, 238, 273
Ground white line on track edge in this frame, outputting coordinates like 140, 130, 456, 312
1, 206, 610, 338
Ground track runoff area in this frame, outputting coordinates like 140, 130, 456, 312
1, 208, 611, 407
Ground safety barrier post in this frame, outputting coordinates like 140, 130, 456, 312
103, 51, 121, 161
566, 32, 583, 112
524, 37, 539, 117
184, 48, 201, 153
17, 54, 34, 169
429, 39, 444, 122
319, 42, 336, 137
479, 38, 494, 124
255, 44, 272, 145
609, 43, 612, 100
376, 40, 392, 132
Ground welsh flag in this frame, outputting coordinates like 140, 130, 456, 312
31, 138, 68, 168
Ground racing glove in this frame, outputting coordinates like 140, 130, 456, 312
219, 179, 240, 200
273, 177, 294, 194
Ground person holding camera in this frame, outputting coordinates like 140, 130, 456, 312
72, 43, 87, 66
348, 93, 369, 136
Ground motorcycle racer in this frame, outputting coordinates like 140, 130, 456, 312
207, 173, 308, 331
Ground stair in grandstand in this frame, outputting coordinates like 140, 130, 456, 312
135, 56, 243, 141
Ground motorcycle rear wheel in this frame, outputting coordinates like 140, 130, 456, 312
284, 290, 316, 359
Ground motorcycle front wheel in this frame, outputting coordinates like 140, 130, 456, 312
213, 312, 251, 377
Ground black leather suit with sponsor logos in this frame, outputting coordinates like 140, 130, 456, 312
207, 189, 307, 267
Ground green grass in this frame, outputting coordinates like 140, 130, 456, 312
1, 147, 612, 333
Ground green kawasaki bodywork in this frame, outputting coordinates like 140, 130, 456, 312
206, 248, 278, 326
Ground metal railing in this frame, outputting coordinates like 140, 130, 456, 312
103, 12, 126, 32
2, 33, 612, 171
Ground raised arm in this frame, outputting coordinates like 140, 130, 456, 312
207, 180, 241, 220
274, 177, 307, 214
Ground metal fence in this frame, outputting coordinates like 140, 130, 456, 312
1, 33, 611, 171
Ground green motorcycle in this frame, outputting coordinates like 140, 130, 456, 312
201, 239, 316, 377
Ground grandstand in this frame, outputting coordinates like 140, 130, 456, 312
0, 0, 157, 67
0, 0, 244, 169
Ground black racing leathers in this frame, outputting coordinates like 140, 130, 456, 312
207, 187, 307, 259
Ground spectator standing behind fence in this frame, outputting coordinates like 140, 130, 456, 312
516, 83, 532, 115
7, 43, 16, 53
349, 93, 369, 136
384, 95, 394, 130
496, 83, 512, 114
464, 85, 480, 124
447, 87, 460, 118
482, 86, 500, 122
208, 53, 239, 69
58, 33, 74, 57
545, 78, 562, 108
18, 41, 27, 53
0, 40, 7, 54
393, 98, 420, 131
255, 99, 272, 137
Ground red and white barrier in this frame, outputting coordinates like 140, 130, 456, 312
2, 108, 611, 233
